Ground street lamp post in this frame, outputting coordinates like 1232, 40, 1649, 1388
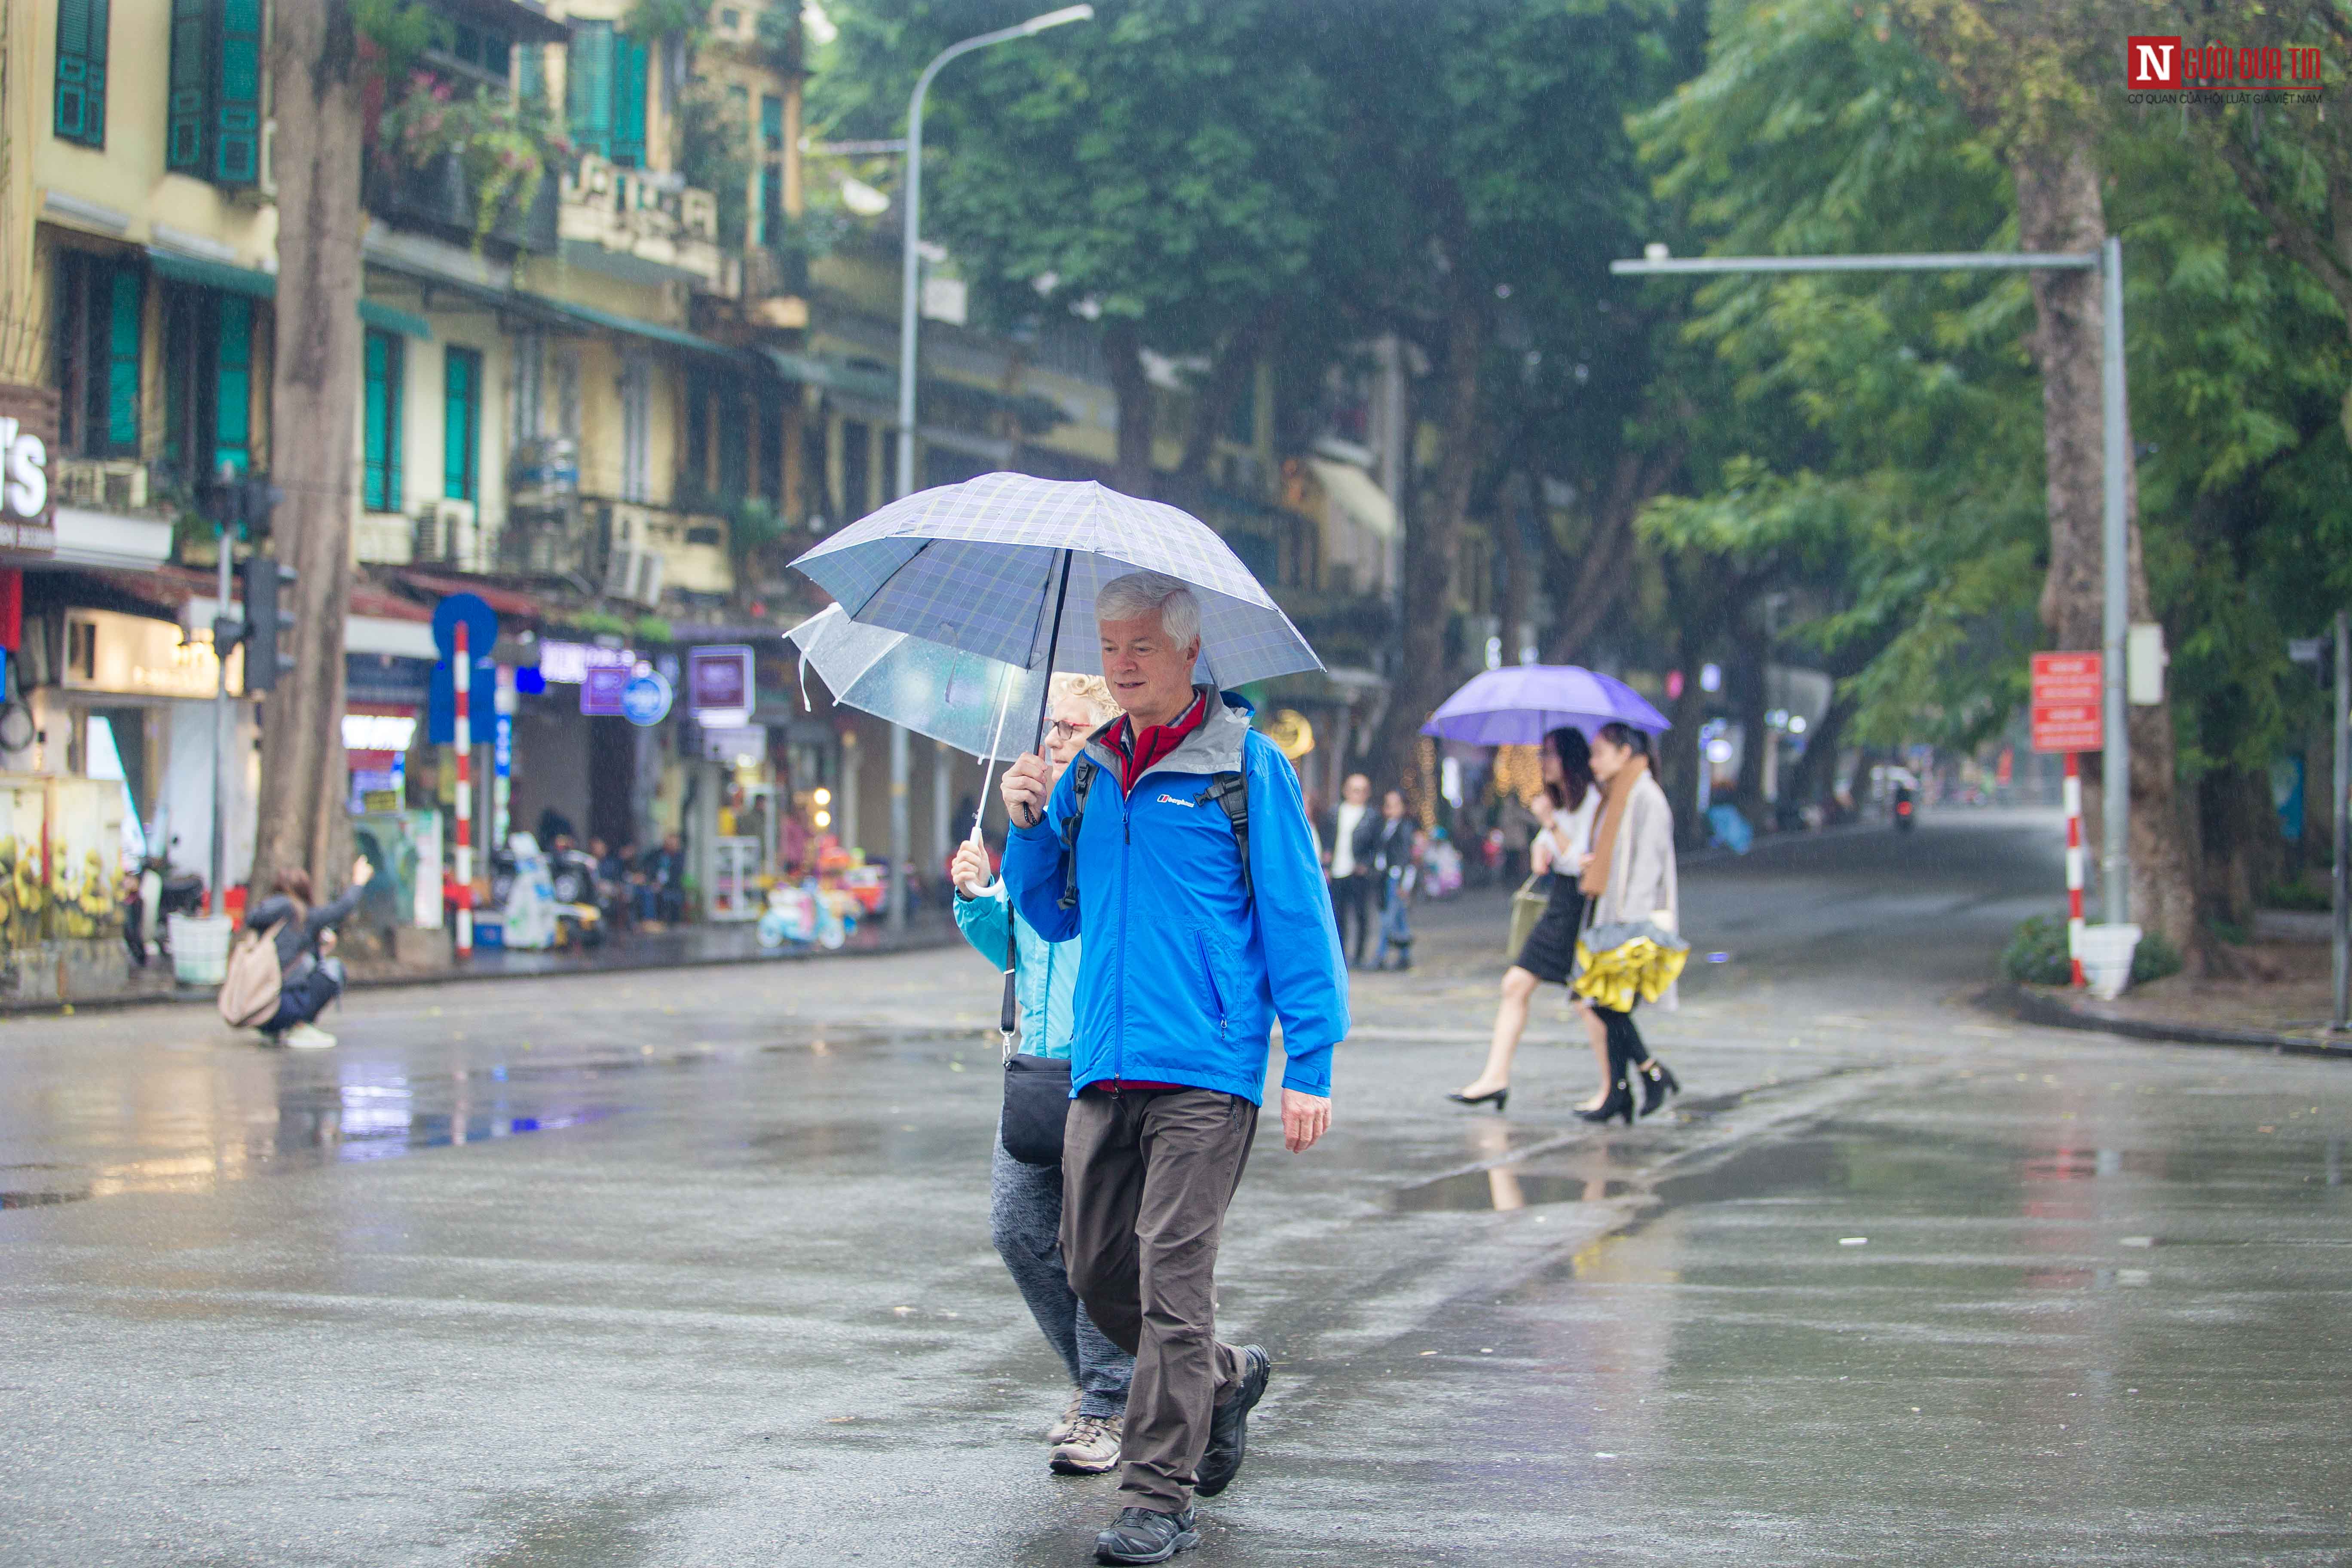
883, 3, 1091, 934
1612, 244, 2134, 926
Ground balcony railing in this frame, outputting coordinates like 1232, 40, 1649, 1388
559, 157, 732, 295
364, 152, 560, 256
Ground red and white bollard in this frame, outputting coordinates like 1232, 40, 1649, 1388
2063, 752, 2085, 987
454, 623, 473, 960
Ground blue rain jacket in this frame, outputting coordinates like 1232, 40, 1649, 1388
1003, 689, 1349, 1103
953, 879, 1078, 1059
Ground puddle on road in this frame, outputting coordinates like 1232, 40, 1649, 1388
1390, 1172, 1635, 1212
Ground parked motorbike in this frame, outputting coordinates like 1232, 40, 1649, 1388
122, 863, 205, 967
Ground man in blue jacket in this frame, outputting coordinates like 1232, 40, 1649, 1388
1001, 571, 1348, 1566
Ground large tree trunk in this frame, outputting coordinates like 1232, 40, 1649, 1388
1789, 686, 1856, 818
1542, 443, 1680, 663
1173, 304, 1279, 502
251, 1, 363, 897
1367, 257, 1484, 807
2013, 138, 2199, 955
1103, 318, 1155, 498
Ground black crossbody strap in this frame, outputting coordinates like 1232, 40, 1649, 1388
1058, 754, 1096, 910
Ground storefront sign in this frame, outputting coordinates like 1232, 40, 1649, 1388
688, 644, 754, 723
0, 383, 57, 557
539, 640, 636, 684
580, 664, 629, 716
622, 669, 674, 728
61, 607, 242, 698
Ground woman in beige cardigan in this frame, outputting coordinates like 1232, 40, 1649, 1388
1574, 722, 1682, 1124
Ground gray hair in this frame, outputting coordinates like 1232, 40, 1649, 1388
1094, 571, 1201, 647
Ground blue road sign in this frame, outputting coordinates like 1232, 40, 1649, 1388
431, 592, 499, 661
621, 670, 674, 727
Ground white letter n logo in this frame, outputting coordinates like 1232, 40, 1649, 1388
2135, 42, 2174, 84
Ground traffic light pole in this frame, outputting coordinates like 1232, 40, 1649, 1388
211, 523, 233, 912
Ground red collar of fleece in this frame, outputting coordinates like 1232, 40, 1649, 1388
1103, 692, 1209, 794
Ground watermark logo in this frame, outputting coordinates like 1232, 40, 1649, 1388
2128, 35, 2325, 98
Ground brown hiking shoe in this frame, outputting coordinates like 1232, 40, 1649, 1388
1046, 1389, 1084, 1444
1050, 1412, 1123, 1475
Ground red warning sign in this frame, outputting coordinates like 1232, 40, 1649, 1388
2030, 652, 2104, 754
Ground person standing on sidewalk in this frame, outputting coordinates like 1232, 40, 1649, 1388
1000, 570, 1348, 1567
1320, 772, 1377, 968
1369, 788, 1418, 970
950, 673, 1134, 1478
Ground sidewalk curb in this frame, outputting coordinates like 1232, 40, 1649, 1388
0, 923, 959, 1019
1986, 982, 2352, 1060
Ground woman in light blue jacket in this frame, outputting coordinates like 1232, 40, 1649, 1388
951, 673, 1131, 1476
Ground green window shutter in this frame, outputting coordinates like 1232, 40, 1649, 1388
760, 94, 783, 152
759, 166, 782, 246
166, 0, 209, 174
444, 347, 480, 502
105, 263, 141, 454
567, 22, 613, 158
364, 329, 403, 513
612, 34, 648, 168
213, 0, 261, 185
213, 295, 251, 476
517, 43, 544, 102
54, 0, 110, 148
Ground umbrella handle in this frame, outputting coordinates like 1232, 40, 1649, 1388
1017, 548, 1075, 830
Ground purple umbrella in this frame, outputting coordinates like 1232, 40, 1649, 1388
1420, 665, 1672, 745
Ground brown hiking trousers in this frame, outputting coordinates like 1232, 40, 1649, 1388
1061, 1085, 1259, 1511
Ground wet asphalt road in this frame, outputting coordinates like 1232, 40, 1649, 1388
3, 809, 2348, 1566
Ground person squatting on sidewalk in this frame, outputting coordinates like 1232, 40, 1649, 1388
243, 858, 372, 1048
1001, 571, 1350, 1567
952, 673, 1135, 1477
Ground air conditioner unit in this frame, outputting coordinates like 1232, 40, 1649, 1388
53, 457, 149, 511
413, 498, 479, 569
605, 542, 665, 608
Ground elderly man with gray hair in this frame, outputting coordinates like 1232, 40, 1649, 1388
1001, 570, 1349, 1565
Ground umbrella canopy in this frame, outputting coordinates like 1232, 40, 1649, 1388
1421, 665, 1672, 746
787, 605, 1045, 760
790, 472, 1322, 688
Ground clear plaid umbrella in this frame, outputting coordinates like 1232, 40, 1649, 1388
790, 472, 1323, 707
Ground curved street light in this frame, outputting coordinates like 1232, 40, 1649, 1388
894, 4, 1094, 502
885, 5, 1092, 934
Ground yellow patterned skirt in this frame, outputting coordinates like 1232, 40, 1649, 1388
1570, 921, 1689, 1013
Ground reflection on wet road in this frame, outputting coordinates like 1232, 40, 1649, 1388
2, 812, 2348, 1565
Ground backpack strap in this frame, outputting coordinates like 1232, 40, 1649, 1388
1204, 764, 1252, 901
1057, 753, 1097, 911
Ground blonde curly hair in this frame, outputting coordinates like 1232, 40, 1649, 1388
1051, 671, 1118, 724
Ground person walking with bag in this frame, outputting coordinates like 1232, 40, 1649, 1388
1000, 571, 1348, 1567
1572, 722, 1684, 1124
950, 673, 1134, 1478
1449, 727, 1611, 1113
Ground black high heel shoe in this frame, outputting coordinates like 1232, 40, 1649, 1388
1447, 1087, 1509, 1113
1575, 1079, 1635, 1125
1638, 1060, 1680, 1118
